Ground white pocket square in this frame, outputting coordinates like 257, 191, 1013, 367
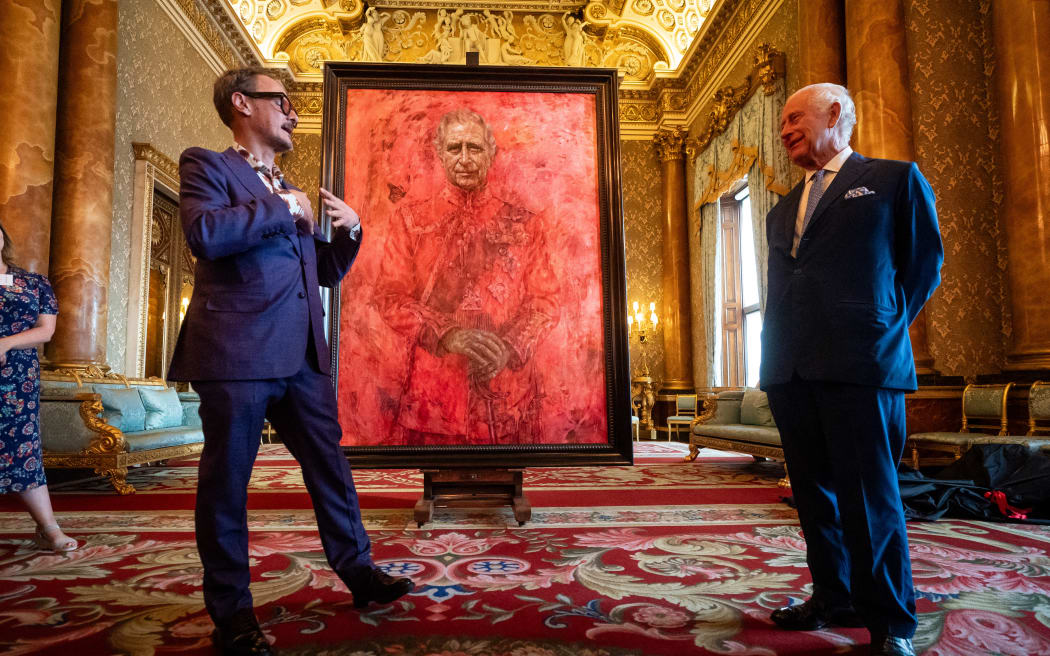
845, 187, 875, 199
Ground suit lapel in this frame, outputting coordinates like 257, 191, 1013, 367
279, 177, 308, 258
221, 148, 302, 258
800, 152, 868, 238
221, 147, 271, 198
771, 180, 805, 254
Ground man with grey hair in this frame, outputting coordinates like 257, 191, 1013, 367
759, 83, 942, 656
375, 108, 558, 446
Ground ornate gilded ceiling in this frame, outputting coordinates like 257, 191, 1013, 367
221, 0, 715, 85
182, 0, 782, 135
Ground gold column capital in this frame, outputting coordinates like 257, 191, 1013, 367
653, 126, 689, 162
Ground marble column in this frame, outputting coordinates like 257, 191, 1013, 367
0, 1, 62, 273
47, 0, 119, 371
845, 0, 936, 375
993, 1, 1050, 371
653, 127, 694, 393
798, 0, 846, 87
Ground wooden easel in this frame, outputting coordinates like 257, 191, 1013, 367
411, 51, 529, 529
414, 468, 531, 527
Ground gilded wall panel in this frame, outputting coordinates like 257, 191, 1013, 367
621, 139, 667, 387
278, 132, 322, 218
904, 0, 1004, 376
108, 0, 231, 370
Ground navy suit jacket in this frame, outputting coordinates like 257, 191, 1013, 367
759, 152, 943, 392
168, 147, 361, 382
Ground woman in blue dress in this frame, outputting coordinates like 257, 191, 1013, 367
0, 222, 76, 552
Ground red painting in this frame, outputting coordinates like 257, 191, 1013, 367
334, 87, 609, 448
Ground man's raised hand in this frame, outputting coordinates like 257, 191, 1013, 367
288, 188, 315, 234
320, 187, 361, 231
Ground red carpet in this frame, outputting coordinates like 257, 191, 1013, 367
2, 442, 1049, 655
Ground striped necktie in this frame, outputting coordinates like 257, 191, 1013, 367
800, 168, 826, 235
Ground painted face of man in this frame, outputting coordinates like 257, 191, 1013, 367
438, 120, 493, 192
779, 89, 841, 170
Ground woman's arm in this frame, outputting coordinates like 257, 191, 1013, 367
0, 313, 57, 365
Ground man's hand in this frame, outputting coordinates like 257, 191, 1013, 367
320, 187, 361, 232
440, 328, 511, 380
288, 188, 315, 234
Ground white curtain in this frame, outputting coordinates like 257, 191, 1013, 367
698, 201, 722, 386
691, 79, 790, 384
741, 78, 791, 313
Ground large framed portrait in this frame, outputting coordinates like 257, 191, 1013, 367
321, 62, 631, 468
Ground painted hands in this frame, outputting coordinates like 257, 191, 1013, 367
440, 328, 511, 381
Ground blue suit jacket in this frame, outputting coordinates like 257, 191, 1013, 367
759, 152, 943, 392
168, 147, 361, 381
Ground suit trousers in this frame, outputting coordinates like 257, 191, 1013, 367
193, 358, 373, 622
766, 377, 916, 638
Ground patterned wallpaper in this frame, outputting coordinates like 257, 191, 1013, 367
279, 132, 322, 218
621, 140, 667, 388
764, 0, 800, 96
107, 0, 231, 370
904, 0, 1005, 377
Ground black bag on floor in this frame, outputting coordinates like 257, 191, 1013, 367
898, 444, 1050, 523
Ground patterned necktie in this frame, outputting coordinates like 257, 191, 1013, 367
800, 168, 826, 235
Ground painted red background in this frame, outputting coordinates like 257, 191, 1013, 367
335, 88, 607, 446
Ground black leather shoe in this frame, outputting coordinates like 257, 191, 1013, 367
350, 567, 414, 608
770, 598, 864, 631
212, 608, 273, 656
871, 635, 916, 656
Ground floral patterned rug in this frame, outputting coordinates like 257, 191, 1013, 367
2, 446, 1049, 655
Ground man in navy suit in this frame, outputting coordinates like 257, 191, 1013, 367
169, 67, 413, 656
760, 83, 942, 656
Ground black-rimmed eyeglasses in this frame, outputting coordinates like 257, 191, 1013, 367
242, 91, 295, 116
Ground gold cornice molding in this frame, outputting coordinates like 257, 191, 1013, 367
679, 0, 783, 125
618, 0, 780, 136
162, 0, 243, 72
688, 43, 784, 158
132, 143, 180, 187
200, 0, 264, 67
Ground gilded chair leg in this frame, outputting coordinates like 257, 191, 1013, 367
684, 444, 700, 462
911, 445, 919, 470
99, 467, 135, 495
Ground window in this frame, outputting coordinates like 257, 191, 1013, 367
718, 181, 762, 388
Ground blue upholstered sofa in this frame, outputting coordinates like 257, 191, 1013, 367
39, 370, 203, 494
687, 388, 789, 487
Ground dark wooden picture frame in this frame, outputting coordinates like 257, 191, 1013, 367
320, 62, 631, 469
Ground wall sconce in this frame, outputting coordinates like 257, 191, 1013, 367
627, 301, 659, 342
